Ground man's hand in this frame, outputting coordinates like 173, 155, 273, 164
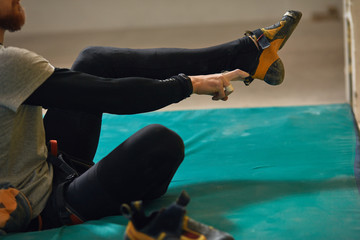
189, 69, 250, 101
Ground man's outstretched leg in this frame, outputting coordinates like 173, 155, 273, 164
70, 10, 301, 87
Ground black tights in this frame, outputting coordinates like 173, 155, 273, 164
43, 36, 259, 222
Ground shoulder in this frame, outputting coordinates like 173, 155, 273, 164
0, 46, 55, 111
0, 46, 32, 61
0, 45, 54, 81
0, 46, 54, 71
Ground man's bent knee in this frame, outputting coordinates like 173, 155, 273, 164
143, 124, 184, 153
71, 46, 103, 73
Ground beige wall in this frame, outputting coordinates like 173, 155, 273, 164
21, 0, 342, 34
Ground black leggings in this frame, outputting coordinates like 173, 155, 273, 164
42, 36, 259, 224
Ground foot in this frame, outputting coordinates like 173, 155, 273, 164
121, 191, 234, 240
245, 10, 302, 85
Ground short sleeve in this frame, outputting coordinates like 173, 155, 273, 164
0, 46, 55, 112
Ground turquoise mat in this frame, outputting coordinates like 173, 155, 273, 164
4, 103, 360, 239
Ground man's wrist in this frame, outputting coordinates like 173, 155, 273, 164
178, 73, 194, 94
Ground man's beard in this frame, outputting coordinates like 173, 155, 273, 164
0, 3, 25, 32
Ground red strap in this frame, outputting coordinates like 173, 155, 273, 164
38, 215, 43, 231
69, 214, 84, 225
183, 231, 200, 239
49, 140, 58, 157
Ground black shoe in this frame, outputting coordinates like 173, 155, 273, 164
121, 191, 234, 240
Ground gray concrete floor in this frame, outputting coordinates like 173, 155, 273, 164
5, 17, 345, 111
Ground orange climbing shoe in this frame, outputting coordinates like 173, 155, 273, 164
121, 191, 234, 240
244, 10, 302, 86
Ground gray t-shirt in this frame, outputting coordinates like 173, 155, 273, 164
0, 45, 55, 218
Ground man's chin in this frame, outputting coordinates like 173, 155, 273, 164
7, 28, 22, 33
7, 23, 24, 32
0, 12, 25, 32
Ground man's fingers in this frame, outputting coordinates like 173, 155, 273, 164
223, 69, 250, 81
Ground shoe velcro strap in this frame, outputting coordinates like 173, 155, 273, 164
252, 29, 270, 50
176, 191, 190, 207
244, 76, 254, 86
